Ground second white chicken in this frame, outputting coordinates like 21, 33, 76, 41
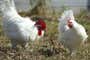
58, 10, 88, 55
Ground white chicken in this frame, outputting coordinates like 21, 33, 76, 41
0, 0, 46, 49
58, 10, 88, 55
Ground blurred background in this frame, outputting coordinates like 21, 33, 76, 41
15, 0, 89, 12
14, 0, 90, 20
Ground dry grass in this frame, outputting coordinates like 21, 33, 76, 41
0, 10, 90, 60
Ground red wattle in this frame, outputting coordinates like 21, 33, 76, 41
38, 29, 42, 36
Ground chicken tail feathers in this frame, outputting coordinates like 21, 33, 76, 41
0, 0, 16, 13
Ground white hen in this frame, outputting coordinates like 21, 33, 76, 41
58, 10, 88, 55
0, 0, 46, 48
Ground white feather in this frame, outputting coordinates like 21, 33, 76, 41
58, 10, 88, 54
0, 0, 45, 48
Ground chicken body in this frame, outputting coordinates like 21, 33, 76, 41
58, 10, 88, 55
0, 0, 46, 48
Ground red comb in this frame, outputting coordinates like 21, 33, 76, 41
35, 19, 46, 36
36, 19, 46, 30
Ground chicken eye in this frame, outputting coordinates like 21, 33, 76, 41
36, 25, 41, 29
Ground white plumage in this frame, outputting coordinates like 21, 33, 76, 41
58, 10, 88, 55
0, 0, 46, 48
